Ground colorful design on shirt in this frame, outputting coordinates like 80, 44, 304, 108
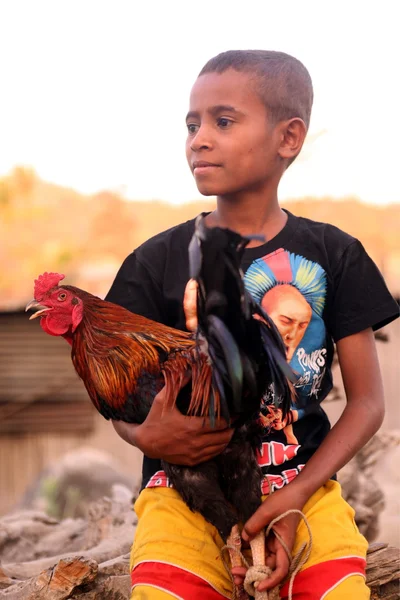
244, 249, 328, 440
145, 470, 171, 488
257, 442, 304, 491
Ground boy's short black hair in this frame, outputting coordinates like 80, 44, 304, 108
199, 50, 313, 130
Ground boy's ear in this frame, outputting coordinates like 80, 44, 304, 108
278, 118, 307, 162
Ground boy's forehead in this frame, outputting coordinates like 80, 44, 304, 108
189, 69, 263, 112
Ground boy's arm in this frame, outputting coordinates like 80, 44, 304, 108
234, 327, 385, 592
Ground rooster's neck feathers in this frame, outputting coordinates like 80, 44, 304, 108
63, 287, 200, 415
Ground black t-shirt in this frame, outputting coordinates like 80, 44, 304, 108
106, 210, 399, 492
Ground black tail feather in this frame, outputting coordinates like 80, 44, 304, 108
207, 314, 243, 413
211, 365, 231, 425
190, 214, 297, 424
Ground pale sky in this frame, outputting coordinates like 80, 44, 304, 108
0, 0, 399, 205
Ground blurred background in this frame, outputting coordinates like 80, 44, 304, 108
0, 0, 399, 547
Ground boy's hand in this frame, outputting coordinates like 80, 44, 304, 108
136, 382, 234, 465
232, 483, 307, 591
113, 374, 234, 466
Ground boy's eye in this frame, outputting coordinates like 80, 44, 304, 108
217, 117, 233, 128
187, 123, 199, 134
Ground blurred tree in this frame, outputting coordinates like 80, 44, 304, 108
0, 168, 398, 309
85, 191, 137, 259
10, 166, 37, 197
0, 179, 10, 208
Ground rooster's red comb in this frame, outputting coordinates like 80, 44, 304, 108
34, 272, 65, 300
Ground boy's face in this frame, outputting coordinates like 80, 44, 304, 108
186, 69, 283, 197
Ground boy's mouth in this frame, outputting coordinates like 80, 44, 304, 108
192, 161, 221, 174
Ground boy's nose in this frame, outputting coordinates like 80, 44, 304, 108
190, 127, 212, 152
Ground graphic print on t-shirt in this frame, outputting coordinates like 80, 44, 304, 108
244, 248, 327, 445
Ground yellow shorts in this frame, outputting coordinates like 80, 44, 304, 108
130, 480, 369, 599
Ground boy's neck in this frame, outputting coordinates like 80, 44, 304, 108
205, 194, 287, 248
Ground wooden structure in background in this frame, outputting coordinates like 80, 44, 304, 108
0, 312, 95, 514
0, 312, 94, 433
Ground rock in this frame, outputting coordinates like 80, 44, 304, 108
17, 448, 136, 520
338, 431, 400, 542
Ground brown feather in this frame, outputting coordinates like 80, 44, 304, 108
64, 286, 220, 417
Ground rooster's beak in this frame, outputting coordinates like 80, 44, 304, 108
25, 300, 52, 320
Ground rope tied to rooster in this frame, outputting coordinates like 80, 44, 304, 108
221, 509, 313, 600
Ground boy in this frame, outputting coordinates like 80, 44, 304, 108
107, 50, 399, 599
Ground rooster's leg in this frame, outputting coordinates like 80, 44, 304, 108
246, 531, 273, 600
227, 524, 250, 600
250, 529, 266, 576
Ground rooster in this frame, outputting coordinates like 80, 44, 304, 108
26, 215, 294, 598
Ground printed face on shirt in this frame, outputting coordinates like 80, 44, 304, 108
185, 69, 284, 197
261, 284, 312, 362
244, 249, 328, 403
259, 405, 286, 430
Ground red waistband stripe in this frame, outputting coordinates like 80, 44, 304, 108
131, 561, 229, 599
280, 556, 366, 599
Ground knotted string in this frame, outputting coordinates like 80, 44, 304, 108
221, 509, 313, 600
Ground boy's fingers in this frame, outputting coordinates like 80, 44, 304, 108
231, 567, 247, 576
194, 443, 231, 462
197, 428, 234, 444
183, 278, 198, 331
198, 441, 231, 453
199, 417, 232, 432
231, 566, 247, 586
257, 547, 290, 592
265, 553, 276, 569
183, 414, 231, 433
242, 508, 268, 542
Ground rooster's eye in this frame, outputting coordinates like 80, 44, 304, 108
58, 293, 67, 302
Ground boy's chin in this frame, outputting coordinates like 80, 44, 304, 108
198, 189, 216, 197
196, 183, 232, 197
